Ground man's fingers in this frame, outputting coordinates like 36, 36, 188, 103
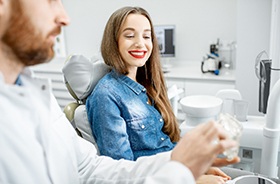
203, 122, 230, 143
213, 139, 238, 153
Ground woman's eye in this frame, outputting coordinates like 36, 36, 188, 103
125, 35, 134, 38
143, 35, 151, 39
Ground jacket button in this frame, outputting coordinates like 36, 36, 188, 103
141, 125, 145, 129
159, 118, 163, 122
161, 137, 165, 141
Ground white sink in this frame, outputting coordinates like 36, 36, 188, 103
179, 95, 223, 125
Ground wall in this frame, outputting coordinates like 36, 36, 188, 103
270, 0, 280, 88
62, 0, 237, 63
235, 0, 272, 116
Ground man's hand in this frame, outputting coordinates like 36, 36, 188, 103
171, 121, 240, 180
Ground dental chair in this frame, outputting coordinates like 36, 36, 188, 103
62, 54, 182, 155
62, 54, 111, 154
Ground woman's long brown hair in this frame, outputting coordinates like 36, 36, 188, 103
101, 6, 180, 142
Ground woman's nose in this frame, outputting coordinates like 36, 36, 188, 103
134, 38, 144, 48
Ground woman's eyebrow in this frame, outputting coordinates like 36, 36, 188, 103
144, 29, 152, 32
122, 27, 135, 32
122, 27, 151, 32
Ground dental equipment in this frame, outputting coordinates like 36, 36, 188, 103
255, 50, 272, 114
260, 78, 280, 178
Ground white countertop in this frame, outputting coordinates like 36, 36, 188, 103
163, 62, 236, 82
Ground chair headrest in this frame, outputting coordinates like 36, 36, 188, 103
62, 54, 111, 101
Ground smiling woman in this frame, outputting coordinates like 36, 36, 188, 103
86, 6, 179, 161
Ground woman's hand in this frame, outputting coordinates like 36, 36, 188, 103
196, 174, 227, 184
206, 167, 231, 181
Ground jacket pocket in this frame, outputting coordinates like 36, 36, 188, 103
127, 117, 158, 150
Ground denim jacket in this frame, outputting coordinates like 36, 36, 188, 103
86, 70, 175, 161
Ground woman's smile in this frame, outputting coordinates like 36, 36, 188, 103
129, 50, 147, 59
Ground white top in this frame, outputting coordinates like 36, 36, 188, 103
0, 68, 195, 184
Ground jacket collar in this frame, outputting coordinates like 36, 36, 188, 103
0, 67, 33, 86
111, 69, 146, 95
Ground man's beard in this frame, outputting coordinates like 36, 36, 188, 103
2, 1, 57, 66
